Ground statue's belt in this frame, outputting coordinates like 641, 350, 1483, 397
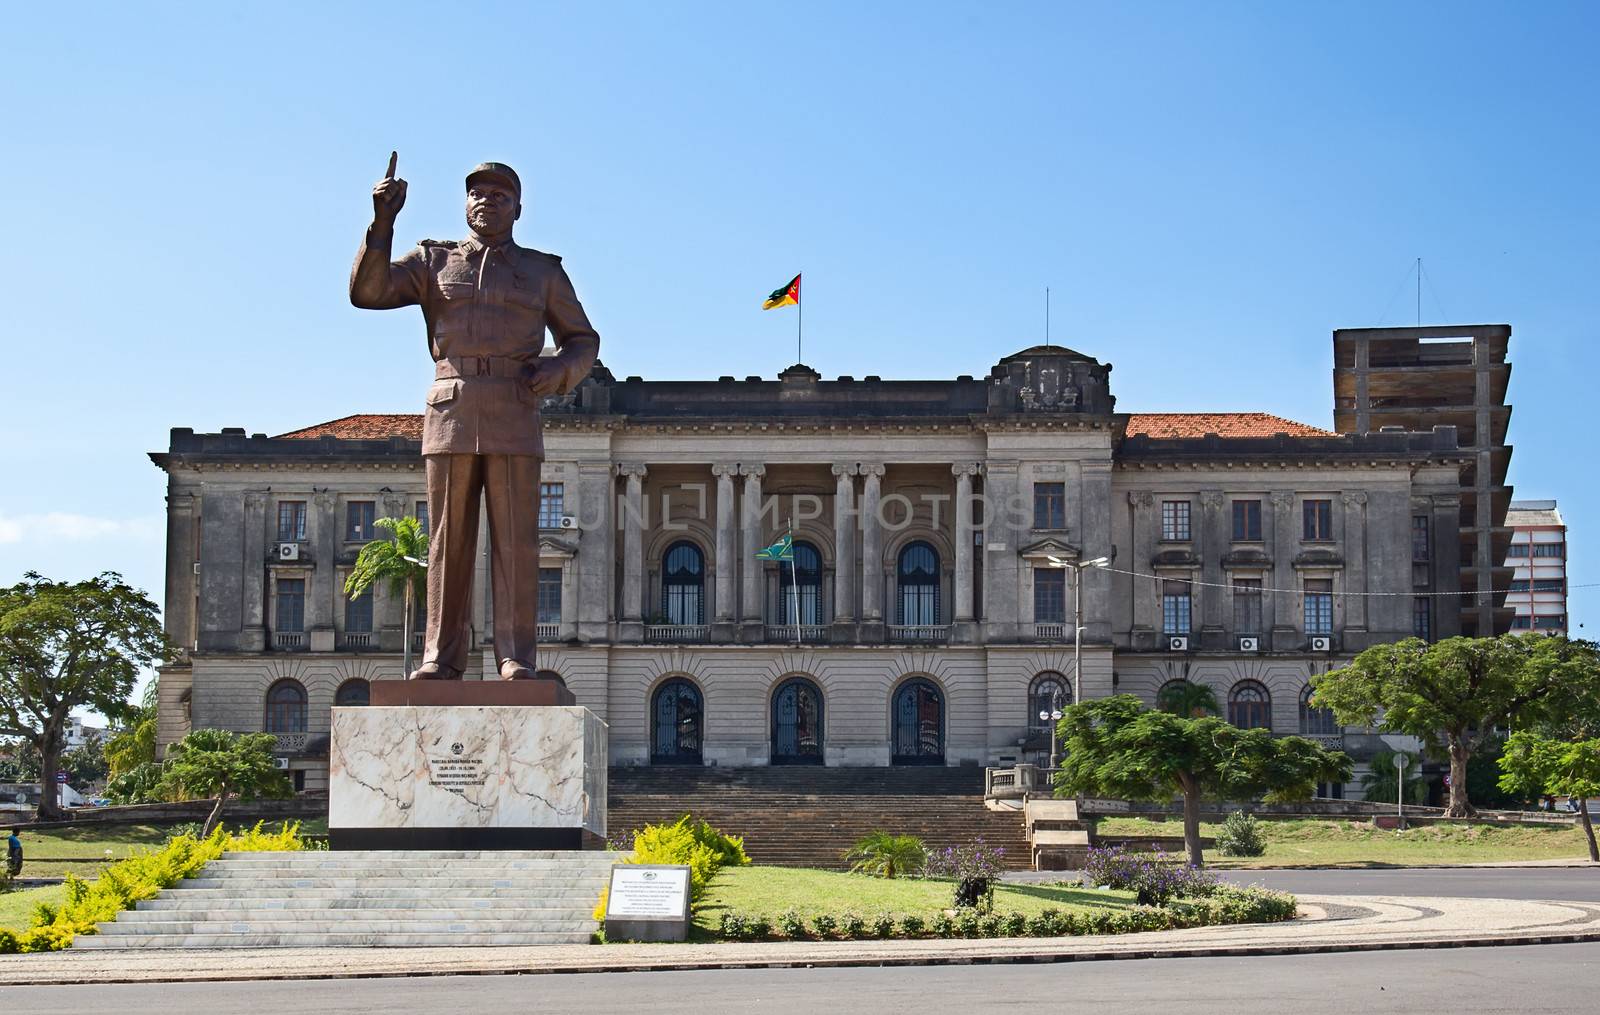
435, 355, 529, 380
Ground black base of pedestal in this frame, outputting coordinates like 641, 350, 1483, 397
329, 827, 606, 851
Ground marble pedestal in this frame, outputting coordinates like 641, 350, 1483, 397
329, 700, 607, 851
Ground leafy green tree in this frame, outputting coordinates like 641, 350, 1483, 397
159, 729, 291, 836
1055, 694, 1351, 866
0, 572, 170, 820
1311, 636, 1568, 817
1156, 680, 1219, 718
841, 831, 927, 878
1498, 731, 1600, 861
105, 761, 168, 805
344, 516, 429, 678
1359, 748, 1429, 806
60, 732, 109, 787
0, 738, 41, 783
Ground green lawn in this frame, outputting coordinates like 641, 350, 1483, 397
695, 865, 1136, 934
1095, 817, 1591, 867
0, 884, 66, 933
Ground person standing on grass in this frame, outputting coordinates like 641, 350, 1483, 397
6, 828, 20, 876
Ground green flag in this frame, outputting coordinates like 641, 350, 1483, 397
755, 533, 794, 561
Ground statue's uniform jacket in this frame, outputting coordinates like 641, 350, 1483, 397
349, 225, 600, 676
350, 229, 601, 457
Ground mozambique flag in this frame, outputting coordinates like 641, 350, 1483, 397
755, 533, 794, 561
762, 273, 801, 310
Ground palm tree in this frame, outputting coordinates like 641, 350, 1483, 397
841, 831, 926, 878
1157, 680, 1219, 718
344, 516, 428, 678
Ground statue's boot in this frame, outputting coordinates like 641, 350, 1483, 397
499, 659, 537, 681
409, 661, 462, 680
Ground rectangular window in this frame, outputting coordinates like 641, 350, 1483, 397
1533, 579, 1565, 592
1412, 597, 1431, 641
539, 483, 566, 529
1411, 515, 1430, 562
1511, 616, 1532, 630
1232, 578, 1262, 635
1534, 614, 1566, 630
1033, 567, 1066, 623
1232, 500, 1262, 541
276, 501, 307, 542
1162, 579, 1192, 635
1303, 500, 1333, 541
346, 588, 373, 633
1508, 580, 1530, 592
1033, 482, 1065, 529
1161, 500, 1191, 541
1505, 544, 1530, 558
1304, 578, 1333, 634
537, 567, 562, 624
275, 578, 305, 633
345, 500, 376, 542
1532, 543, 1564, 558
415, 500, 429, 534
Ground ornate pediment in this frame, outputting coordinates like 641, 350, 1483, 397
1019, 536, 1082, 561
538, 533, 578, 558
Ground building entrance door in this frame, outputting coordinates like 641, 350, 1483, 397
771, 678, 824, 765
891, 678, 944, 765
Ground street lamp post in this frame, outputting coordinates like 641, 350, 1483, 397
1048, 554, 1111, 706
1039, 688, 1064, 772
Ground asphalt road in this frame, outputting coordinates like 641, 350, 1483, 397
6, 944, 1598, 1014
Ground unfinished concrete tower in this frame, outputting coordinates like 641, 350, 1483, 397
1332, 325, 1513, 637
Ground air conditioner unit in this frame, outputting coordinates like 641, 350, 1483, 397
1168, 635, 1189, 652
1238, 636, 1260, 653
277, 542, 300, 561
557, 515, 578, 530
272, 757, 289, 770
1311, 636, 1332, 652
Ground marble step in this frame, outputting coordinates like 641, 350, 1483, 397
178, 876, 611, 891
122, 906, 596, 921
74, 931, 596, 949
149, 887, 605, 904
97, 917, 596, 935
199, 861, 619, 874
219, 850, 625, 861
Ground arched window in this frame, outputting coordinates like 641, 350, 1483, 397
1228, 680, 1272, 730
771, 677, 824, 765
776, 542, 824, 626
651, 678, 703, 765
264, 679, 308, 733
1299, 685, 1338, 735
891, 678, 944, 765
334, 678, 370, 707
661, 541, 705, 625
896, 541, 940, 626
1028, 672, 1070, 735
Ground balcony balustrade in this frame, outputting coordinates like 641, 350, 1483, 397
888, 624, 950, 644
645, 624, 711, 644
338, 633, 374, 651
763, 623, 831, 643
272, 632, 306, 651
1034, 623, 1066, 641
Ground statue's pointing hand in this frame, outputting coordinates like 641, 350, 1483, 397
372, 150, 407, 227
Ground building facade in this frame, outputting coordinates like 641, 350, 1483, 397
1504, 500, 1567, 635
151, 342, 1473, 792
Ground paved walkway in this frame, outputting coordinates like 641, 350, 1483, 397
4, 893, 1600, 986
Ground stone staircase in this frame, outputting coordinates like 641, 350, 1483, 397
609, 766, 1032, 870
75, 850, 620, 949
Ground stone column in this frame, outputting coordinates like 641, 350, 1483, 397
1269, 491, 1297, 651
952, 463, 979, 638
162, 490, 198, 656
1079, 460, 1114, 645
240, 491, 268, 652
197, 486, 244, 653
831, 464, 858, 632
575, 462, 614, 643
619, 464, 648, 640
1342, 491, 1368, 644
739, 464, 766, 636
1199, 489, 1226, 649
560, 556, 579, 635
859, 464, 885, 635
980, 461, 1021, 643
712, 463, 738, 636
309, 491, 337, 652
1127, 492, 1155, 648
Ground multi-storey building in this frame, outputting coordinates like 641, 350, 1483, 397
151, 343, 1472, 793
1504, 500, 1567, 635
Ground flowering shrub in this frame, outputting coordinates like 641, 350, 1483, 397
1079, 845, 1218, 905
924, 837, 1006, 910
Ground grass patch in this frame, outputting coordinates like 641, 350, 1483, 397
694, 865, 1135, 935
0, 885, 66, 933
1094, 816, 1590, 867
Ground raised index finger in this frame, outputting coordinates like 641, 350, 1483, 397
384, 151, 397, 180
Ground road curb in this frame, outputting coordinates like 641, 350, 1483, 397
7, 926, 1600, 987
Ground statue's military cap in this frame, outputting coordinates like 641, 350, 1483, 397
466, 162, 521, 199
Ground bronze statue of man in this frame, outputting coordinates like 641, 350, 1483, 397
350, 153, 599, 680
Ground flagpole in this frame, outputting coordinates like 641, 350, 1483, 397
789, 527, 801, 644
797, 277, 803, 364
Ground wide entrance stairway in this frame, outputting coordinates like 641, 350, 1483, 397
74, 850, 618, 949
609, 766, 1032, 870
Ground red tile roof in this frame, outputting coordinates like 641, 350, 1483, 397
1125, 413, 1335, 439
277, 414, 422, 440
277, 411, 1336, 441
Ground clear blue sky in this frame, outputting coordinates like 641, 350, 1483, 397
3, 0, 1596, 666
